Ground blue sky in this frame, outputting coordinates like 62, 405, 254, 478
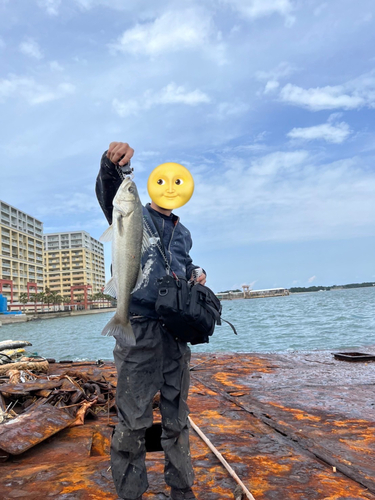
1, 0, 375, 292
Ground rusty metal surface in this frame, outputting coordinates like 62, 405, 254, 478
0, 379, 63, 395
0, 404, 75, 455
0, 352, 374, 499
191, 349, 375, 498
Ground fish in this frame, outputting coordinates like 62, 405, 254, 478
100, 177, 149, 346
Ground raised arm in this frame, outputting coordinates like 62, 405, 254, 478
95, 142, 134, 224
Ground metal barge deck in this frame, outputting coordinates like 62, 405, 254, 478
1, 349, 375, 499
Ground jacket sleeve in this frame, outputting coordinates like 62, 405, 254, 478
185, 235, 206, 280
95, 151, 123, 225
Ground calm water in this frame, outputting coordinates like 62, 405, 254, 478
1, 287, 374, 361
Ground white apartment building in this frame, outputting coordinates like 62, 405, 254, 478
0, 200, 44, 303
43, 231, 105, 300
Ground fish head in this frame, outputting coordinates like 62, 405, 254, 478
113, 178, 140, 216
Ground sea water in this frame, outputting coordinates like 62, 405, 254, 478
1, 287, 374, 361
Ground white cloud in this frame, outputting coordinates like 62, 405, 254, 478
308, 276, 317, 283
287, 121, 351, 144
157, 83, 210, 105
256, 62, 296, 81
213, 101, 250, 119
264, 80, 280, 94
111, 9, 213, 56
19, 38, 44, 59
0, 75, 75, 105
280, 71, 375, 111
37, 0, 61, 15
280, 83, 365, 111
223, 0, 295, 25
250, 150, 309, 176
256, 62, 296, 94
30, 82, 75, 104
113, 82, 210, 117
180, 150, 375, 247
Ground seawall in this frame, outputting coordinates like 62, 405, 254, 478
0, 308, 116, 325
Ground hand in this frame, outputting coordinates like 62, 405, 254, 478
107, 142, 134, 166
197, 273, 206, 286
195, 273, 206, 286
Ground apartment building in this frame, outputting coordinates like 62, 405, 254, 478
0, 200, 44, 302
43, 231, 105, 301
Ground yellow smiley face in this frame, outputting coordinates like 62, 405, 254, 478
147, 162, 194, 209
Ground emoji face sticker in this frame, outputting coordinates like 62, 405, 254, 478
147, 162, 194, 210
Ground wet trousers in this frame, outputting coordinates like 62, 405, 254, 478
111, 317, 194, 500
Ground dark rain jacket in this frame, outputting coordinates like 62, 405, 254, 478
95, 152, 200, 318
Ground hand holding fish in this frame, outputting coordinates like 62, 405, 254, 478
190, 268, 207, 286
195, 273, 206, 286
107, 142, 134, 167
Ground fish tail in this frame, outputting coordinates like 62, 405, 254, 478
101, 315, 136, 346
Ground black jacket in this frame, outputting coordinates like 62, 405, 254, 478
96, 152, 200, 318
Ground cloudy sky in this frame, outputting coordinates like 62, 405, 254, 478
1, 0, 375, 292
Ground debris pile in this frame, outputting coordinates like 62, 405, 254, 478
0, 339, 117, 462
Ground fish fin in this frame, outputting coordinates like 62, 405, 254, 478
103, 276, 117, 298
99, 225, 113, 242
101, 315, 136, 346
131, 266, 144, 294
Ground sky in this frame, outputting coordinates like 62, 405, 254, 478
1, 0, 375, 293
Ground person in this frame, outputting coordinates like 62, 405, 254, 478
96, 142, 206, 500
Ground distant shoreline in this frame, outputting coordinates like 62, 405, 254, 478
0, 307, 116, 325
288, 282, 375, 294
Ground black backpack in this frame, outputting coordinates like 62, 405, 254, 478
145, 209, 237, 344
155, 275, 234, 344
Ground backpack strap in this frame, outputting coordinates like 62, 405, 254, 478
204, 302, 222, 326
221, 318, 238, 335
204, 303, 238, 335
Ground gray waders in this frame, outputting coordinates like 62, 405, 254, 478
111, 317, 194, 500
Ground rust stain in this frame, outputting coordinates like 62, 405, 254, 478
0, 353, 374, 499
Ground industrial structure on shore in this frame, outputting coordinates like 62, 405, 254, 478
216, 286, 289, 300
0, 199, 107, 311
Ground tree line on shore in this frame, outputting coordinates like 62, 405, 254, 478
218, 282, 375, 295
289, 282, 375, 293
18, 287, 114, 312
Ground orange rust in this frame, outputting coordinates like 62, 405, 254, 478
266, 401, 322, 421
0, 353, 374, 499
